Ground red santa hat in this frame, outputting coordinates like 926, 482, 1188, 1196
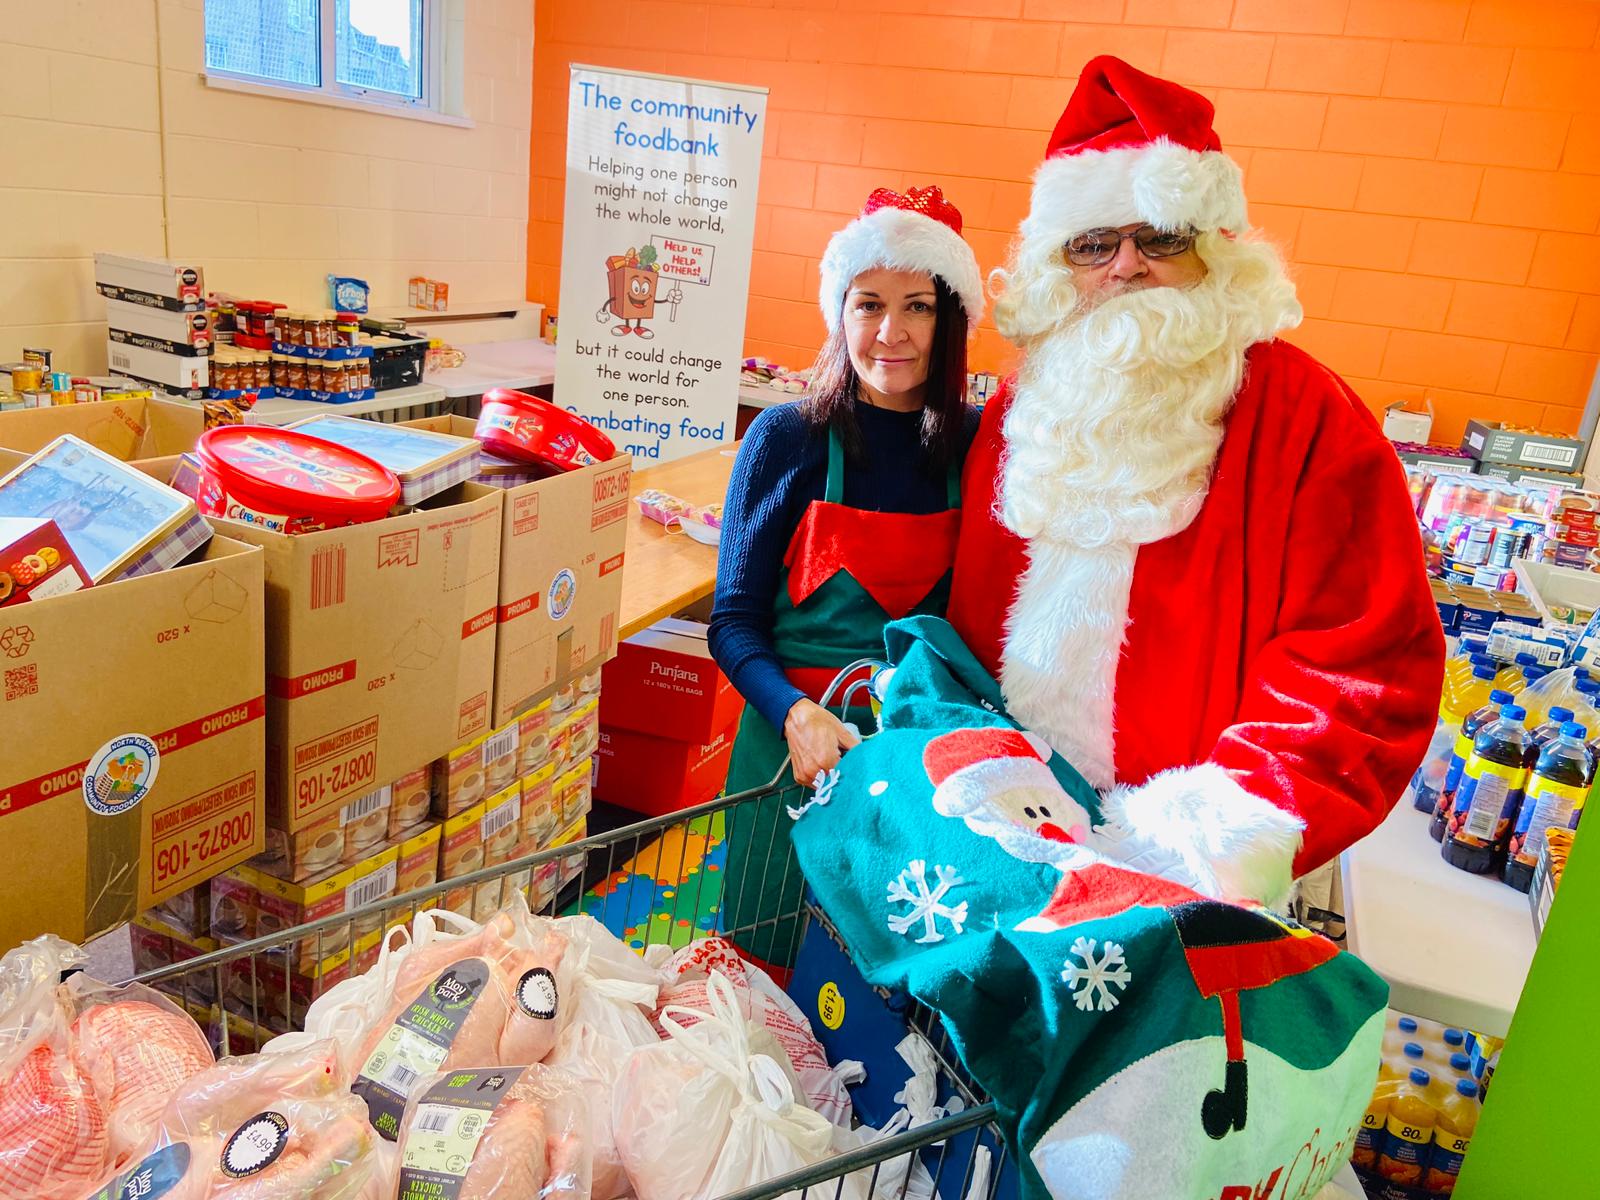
819, 185, 984, 333
1025, 56, 1248, 243
924, 727, 1059, 820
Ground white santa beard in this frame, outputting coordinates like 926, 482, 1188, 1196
996, 258, 1293, 788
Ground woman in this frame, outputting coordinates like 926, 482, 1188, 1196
709, 185, 985, 971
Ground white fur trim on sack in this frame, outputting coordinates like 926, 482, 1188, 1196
1102, 762, 1304, 909
1021, 139, 1248, 247
819, 208, 984, 332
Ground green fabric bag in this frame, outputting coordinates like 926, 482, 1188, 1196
790, 616, 1387, 1200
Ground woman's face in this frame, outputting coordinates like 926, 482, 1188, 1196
843, 268, 937, 407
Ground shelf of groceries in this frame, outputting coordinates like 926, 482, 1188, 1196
1347, 435, 1598, 1037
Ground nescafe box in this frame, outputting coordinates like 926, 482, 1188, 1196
94, 252, 205, 312
0, 516, 92, 607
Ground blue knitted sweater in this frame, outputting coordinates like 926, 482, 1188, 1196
707, 399, 979, 731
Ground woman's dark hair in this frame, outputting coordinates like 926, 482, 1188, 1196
799, 274, 968, 472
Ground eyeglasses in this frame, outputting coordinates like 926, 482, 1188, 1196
1064, 225, 1196, 266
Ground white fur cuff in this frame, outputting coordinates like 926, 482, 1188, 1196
1102, 762, 1303, 908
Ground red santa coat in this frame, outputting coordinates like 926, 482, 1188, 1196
949, 338, 1444, 903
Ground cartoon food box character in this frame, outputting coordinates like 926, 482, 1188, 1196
598, 244, 683, 338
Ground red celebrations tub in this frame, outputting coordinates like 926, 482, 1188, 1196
474, 388, 616, 473
195, 425, 401, 534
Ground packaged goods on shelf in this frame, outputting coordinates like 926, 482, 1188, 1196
94, 251, 205, 310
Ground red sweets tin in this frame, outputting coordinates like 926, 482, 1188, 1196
195, 426, 401, 534
474, 389, 616, 473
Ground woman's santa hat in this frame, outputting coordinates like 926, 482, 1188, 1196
1024, 56, 1248, 244
819, 186, 984, 332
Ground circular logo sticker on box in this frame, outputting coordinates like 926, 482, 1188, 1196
82, 734, 160, 816
548, 568, 577, 620
220, 1111, 289, 1178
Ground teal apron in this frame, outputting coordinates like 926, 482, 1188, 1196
721, 426, 961, 968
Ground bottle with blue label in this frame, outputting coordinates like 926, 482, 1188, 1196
1505, 720, 1593, 892
1444, 704, 1531, 874
1417, 664, 1503, 814
1423, 1079, 1480, 1194
1431, 686, 1514, 840
1378, 1068, 1438, 1186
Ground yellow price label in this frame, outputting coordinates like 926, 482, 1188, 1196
817, 981, 846, 1030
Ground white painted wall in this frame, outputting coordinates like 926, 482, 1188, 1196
0, 0, 531, 372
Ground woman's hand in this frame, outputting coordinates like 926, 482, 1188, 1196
783, 698, 861, 786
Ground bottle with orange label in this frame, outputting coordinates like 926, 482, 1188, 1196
1443, 704, 1531, 874
1422, 1079, 1480, 1194
1378, 1068, 1439, 1186
1505, 720, 1593, 892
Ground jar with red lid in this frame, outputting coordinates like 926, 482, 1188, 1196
336, 313, 360, 347
194, 426, 401, 534
475, 388, 617, 472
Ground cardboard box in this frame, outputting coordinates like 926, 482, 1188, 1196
481, 780, 523, 868
595, 719, 738, 817
215, 842, 399, 972
394, 820, 442, 893
389, 763, 432, 835
94, 252, 205, 310
440, 797, 488, 916
519, 761, 558, 849
548, 698, 600, 776
517, 699, 553, 773
403, 416, 630, 726
145, 880, 210, 941
1462, 420, 1586, 473
601, 618, 741, 742
554, 756, 594, 828
216, 482, 501, 832
481, 717, 521, 796
0, 535, 265, 947
432, 732, 487, 819
1473, 461, 1586, 489
107, 339, 210, 390
0, 396, 204, 475
105, 297, 212, 351
0, 516, 92, 606
253, 812, 346, 884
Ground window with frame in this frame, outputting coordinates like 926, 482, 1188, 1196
204, 0, 444, 115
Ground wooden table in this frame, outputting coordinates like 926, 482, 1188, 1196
618, 442, 739, 640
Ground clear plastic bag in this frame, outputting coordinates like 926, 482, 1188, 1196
77, 1039, 376, 1200
62, 970, 215, 1170
390, 1062, 590, 1200
544, 915, 664, 1200
651, 938, 861, 1126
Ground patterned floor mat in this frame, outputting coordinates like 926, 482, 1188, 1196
577, 813, 726, 950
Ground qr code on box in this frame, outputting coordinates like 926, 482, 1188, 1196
5, 664, 38, 701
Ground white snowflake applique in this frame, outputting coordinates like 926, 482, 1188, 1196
786, 767, 841, 820
886, 860, 968, 944
1060, 936, 1131, 1012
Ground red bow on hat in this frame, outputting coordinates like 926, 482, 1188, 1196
862, 185, 964, 235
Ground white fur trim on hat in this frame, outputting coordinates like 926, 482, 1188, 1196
1021, 138, 1248, 247
819, 208, 984, 333
930, 751, 1060, 818
1102, 762, 1303, 909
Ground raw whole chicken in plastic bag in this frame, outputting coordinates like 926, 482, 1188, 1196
542, 914, 665, 1200
617, 972, 928, 1200
0, 935, 214, 1199
74, 1038, 377, 1200
389, 1062, 590, 1200
333, 900, 567, 1141
650, 937, 862, 1126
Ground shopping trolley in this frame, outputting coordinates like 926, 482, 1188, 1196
130, 781, 1011, 1200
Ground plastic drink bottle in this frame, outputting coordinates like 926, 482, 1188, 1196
1444, 705, 1531, 874
1416, 664, 1503, 813
1378, 1068, 1438, 1185
1505, 721, 1592, 892
1496, 653, 1537, 693
1431, 687, 1514, 839
1354, 1076, 1401, 1169
1423, 1080, 1480, 1194
1526, 706, 1575, 764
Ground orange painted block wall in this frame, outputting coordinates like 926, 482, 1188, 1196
528, 0, 1600, 445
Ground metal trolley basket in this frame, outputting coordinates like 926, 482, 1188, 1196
131, 782, 1010, 1200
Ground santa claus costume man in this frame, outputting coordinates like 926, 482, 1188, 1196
948, 56, 1445, 910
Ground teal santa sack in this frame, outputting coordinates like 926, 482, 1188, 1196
788, 617, 1387, 1200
